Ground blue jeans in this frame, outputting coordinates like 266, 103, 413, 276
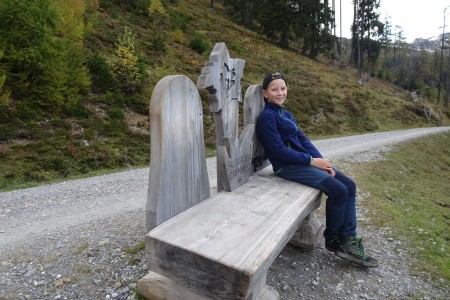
277, 165, 357, 241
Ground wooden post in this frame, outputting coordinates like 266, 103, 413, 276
289, 212, 324, 250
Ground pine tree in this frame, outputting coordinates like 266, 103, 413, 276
0, 0, 90, 111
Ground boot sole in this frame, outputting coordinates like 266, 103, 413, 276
335, 251, 379, 268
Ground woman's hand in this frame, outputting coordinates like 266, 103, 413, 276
311, 158, 333, 173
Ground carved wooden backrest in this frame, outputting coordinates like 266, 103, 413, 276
197, 42, 254, 192
244, 84, 270, 172
146, 75, 210, 232
146, 43, 269, 231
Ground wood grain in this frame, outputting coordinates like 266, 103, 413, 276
145, 166, 321, 299
146, 75, 210, 232
244, 84, 270, 173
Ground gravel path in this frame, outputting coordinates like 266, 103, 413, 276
1, 127, 449, 300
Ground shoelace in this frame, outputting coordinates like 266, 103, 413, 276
354, 237, 369, 260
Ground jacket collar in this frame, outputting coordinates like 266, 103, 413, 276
265, 100, 284, 111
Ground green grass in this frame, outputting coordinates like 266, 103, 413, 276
350, 132, 450, 284
126, 241, 145, 265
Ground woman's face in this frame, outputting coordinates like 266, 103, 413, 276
263, 79, 287, 106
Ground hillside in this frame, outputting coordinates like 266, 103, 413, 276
0, 0, 448, 191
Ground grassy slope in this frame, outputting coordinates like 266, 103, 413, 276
101, 0, 445, 137
0, 0, 448, 191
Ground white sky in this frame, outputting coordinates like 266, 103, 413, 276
335, 0, 449, 42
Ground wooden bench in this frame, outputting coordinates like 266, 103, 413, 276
137, 43, 323, 300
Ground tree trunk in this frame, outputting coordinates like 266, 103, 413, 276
367, 29, 371, 82
357, 0, 363, 83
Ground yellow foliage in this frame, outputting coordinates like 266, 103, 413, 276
112, 27, 141, 92
0, 81, 11, 107
148, 0, 167, 17
0, 73, 10, 106
55, 0, 91, 93
171, 29, 187, 44
0, 50, 9, 106
177, 1, 190, 16
57, 0, 86, 38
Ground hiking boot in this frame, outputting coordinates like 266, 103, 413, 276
335, 236, 379, 268
325, 236, 340, 252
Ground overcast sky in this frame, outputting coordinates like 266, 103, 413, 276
335, 0, 448, 42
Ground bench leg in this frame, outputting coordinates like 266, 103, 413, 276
251, 273, 280, 300
137, 271, 280, 300
288, 213, 324, 250
256, 286, 280, 300
137, 271, 210, 300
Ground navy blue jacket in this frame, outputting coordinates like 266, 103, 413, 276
256, 101, 323, 173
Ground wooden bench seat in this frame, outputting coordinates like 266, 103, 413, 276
141, 166, 322, 300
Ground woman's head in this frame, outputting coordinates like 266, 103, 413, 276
262, 72, 287, 106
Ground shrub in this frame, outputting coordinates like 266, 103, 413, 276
108, 107, 125, 120
150, 34, 167, 52
66, 98, 89, 118
189, 32, 210, 54
87, 54, 117, 93
228, 40, 243, 55
148, 0, 167, 17
0, 50, 10, 107
171, 28, 187, 44
0, 74, 10, 107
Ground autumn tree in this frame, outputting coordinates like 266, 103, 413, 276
111, 26, 142, 94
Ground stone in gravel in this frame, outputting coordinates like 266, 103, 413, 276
34, 280, 45, 286
24, 269, 35, 277
335, 282, 344, 292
